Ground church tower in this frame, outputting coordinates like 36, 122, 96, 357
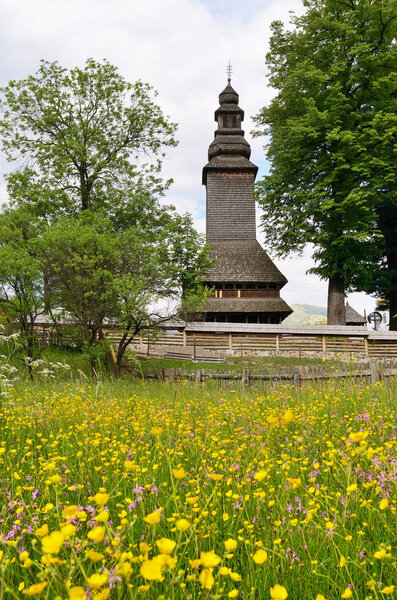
201, 74, 292, 324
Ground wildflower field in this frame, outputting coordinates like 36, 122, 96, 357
0, 380, 395, 599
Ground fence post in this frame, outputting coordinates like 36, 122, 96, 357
276, 334, 280, 355
370, 360, 380, 384
193, 334, 197, 361
195, 369, 202, 387
229, 334, 232, 351
182, 329, 187, 347
322, 335, 327, 354
364, 337, 369, 357
242, 368, 249, 390
293, 367, 301, 387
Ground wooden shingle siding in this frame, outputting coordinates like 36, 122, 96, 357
206, 173, 256, 242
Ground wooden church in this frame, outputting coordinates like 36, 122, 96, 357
201, 75, 292, 324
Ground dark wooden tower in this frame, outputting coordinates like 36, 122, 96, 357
201, 76, 292, 324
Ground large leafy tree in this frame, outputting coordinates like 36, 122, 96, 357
0, 59, 210, 367
253, 0, 397, 326
0, 58, 176, 217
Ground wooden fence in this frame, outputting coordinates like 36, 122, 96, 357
34, 322, 397, 359
141, 361, 397, 386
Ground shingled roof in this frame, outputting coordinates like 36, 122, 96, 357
202, 297, 292, 314
345, 304, 366, 325
203, 241, 288, 285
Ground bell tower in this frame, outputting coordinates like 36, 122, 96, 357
201, 71, 292, 324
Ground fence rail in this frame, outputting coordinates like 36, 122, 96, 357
141, 363, 397, 386
33, 322, 397, 358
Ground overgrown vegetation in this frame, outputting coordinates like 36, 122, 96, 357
0, 377, 395, 599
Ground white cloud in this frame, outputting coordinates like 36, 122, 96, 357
0, 0, 375, 316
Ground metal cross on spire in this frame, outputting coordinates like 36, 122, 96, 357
226, 60, 232, 83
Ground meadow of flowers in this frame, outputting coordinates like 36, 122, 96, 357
0, 380, 395, 599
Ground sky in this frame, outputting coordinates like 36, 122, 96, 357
0, 0, 377, 318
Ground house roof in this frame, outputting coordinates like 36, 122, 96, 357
345, 304, 366, 324
203, 240, 288, 285
202, 297, 292, 314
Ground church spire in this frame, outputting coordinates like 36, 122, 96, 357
202, 74, 257, 185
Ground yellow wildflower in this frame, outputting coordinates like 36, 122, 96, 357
156, 538, 176, 555
200, 551, 221, 567
69, 587, 86, 600
224, 538, 238, 552
150, 426, 163, 436
270, 584, 288, 599
62, 505, 79, 520
144, 510, 161, 525
22, 581, 48, 596
382, 586, 395, 595
86, 549, 105, 562
339, 555, 346, 567
93, 492, 109, 506
140, 557, 164, 581
199, 568, 215, 590
87, 573, 108, 589
341, 588, 353, 599
95, 510, 109, 522
379, 498, 389, 510
176, 518, 190, 532
253, 549, 268, 564
349, 431, 368, 442
35, 524, 49, 537
87, 526, 106, 543
189, 558, 202, 569
280, 410, 293, 425
61, 523, 76, 538
374, 549, 387, 559
287, 477, 301, 489
172, 468, 186, 479
41, 530, 64, 555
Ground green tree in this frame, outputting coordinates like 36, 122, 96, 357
0, 208, 44, 374
0, 58, 176, 217
0, 58, 210, 362
253, 0, 397, 326
40, 214, 210, 373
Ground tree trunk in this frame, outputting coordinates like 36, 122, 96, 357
43, 272, 50, 314
327, 276, 346, 325
383, 220, 397, 331
388, 291, 397, 330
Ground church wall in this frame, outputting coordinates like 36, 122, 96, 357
206, 172, 256, 242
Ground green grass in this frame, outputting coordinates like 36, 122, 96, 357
0, 377, 395, 599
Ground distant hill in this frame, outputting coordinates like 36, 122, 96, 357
284, 304, 327, 325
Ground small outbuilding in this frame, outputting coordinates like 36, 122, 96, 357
345, 303, 366, 326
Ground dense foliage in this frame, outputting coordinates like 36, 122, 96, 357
0, 60, 210, 370
254, 0, 397, 326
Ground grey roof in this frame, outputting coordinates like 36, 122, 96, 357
204, 240, 288, 285
202, 297, 292, 314
217, 83, 240, 108
185, 321, 370, 336
345, 304, 366, 324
